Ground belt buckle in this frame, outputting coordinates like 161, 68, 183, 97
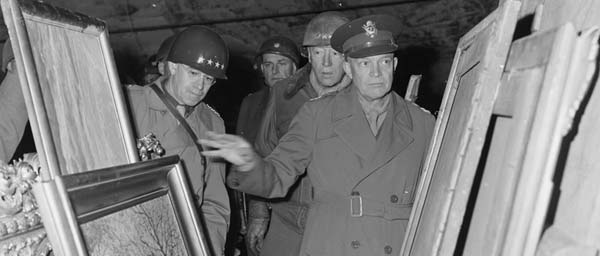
350, 192, 363, 217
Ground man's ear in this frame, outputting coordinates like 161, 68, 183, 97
167, 61, 177, 75
343, 61, 352, 79
158, 62, 166, 76
292, 63, 298, 73
393, 57, 398, 71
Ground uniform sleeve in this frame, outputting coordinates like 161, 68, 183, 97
253, 87, 278, 157
228, 101, 317, 198
0, 72, 27, 161
235, 95, 251, 137
201, 117, 230, 256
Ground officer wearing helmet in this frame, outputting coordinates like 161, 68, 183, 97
200, 14, 435, 255
126, 26, 230, 256
235, 35, 300, 256
247, 11, 351, 256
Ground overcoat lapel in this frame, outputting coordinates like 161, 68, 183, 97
355, 93, 415, 186
332, 87, 376, 160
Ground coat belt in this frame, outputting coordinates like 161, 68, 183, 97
313, 191, 412, 220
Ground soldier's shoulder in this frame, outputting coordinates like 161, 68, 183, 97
203, 104, 222, 119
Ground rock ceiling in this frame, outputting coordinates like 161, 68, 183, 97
0, 0, 498, 59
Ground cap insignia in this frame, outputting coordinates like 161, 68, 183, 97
274, 43, 280, 48
362, 20, 378, 38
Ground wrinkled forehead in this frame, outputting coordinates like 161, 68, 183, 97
261, 53, 293, 63
174, 62, 215, 78
347, 52, 395, 62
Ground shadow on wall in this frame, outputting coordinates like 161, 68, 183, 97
394, 45, 453, 116
204, 54, 262, 133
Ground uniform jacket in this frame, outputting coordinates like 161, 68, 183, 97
255, 65, 315, 219
236, 86, 272, 220
236, 86, 270, 144
127, 80, 230, 255
229, 85, 435, 256
0, 71, 27, 161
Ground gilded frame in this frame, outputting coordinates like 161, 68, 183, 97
32, 156, 212, 256
0, 0, 138, 180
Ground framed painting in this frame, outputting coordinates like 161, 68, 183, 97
459, 23, 589, 256
0, 0, 138, 180
400, 1, 521, 255
32, 155, 212, 256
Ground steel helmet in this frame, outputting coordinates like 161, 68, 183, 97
167, 26, 229, 79
256, 36, 301, 67
302, 11, 349, 48
156, 34, 177, 62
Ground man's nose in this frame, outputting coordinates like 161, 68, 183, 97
370, 62, 381, 77
272, 64, 280, 75
322, 51, 332, 67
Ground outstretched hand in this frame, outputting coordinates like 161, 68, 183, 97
199, 131, 258, 172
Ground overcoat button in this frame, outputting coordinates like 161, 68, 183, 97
390, 194, 399, 203
230, 180, 240, 187
384, 245, 393, 254
351, 240, 360, 249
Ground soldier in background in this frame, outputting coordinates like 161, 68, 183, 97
236, 36, 301, 256
126, 26, 230, 256
250, 11, 351, 256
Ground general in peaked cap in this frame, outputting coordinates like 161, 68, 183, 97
331, 14, 401, 58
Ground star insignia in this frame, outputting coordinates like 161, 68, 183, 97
207, 59, 213, 66
215, 61, 220, 68
197, 56, 205, 64
274, 43, 280, 48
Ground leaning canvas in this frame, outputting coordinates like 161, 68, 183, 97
0, 0, 138, 180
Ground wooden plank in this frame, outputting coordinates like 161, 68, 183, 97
539, 0, 600, 32
500, 23, 591, 256
1, 0, 138, 178
404, 74, 422, 102
534, 27, 600, 255
462, 27, 567, 256
400, 1, 521, 255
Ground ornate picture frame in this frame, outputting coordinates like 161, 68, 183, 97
33, 156, 212, 256
1, 0, 138, 180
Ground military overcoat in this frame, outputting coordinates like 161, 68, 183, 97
229, 85, 435, 255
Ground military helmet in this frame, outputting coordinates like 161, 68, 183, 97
156, 34, 177, 62
256, 36, 301, 68
302, 11, 349, 48
167, 26, 229, 79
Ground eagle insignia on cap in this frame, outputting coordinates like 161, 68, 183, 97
362, 20, 378, 38
274, 43, 280, 48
